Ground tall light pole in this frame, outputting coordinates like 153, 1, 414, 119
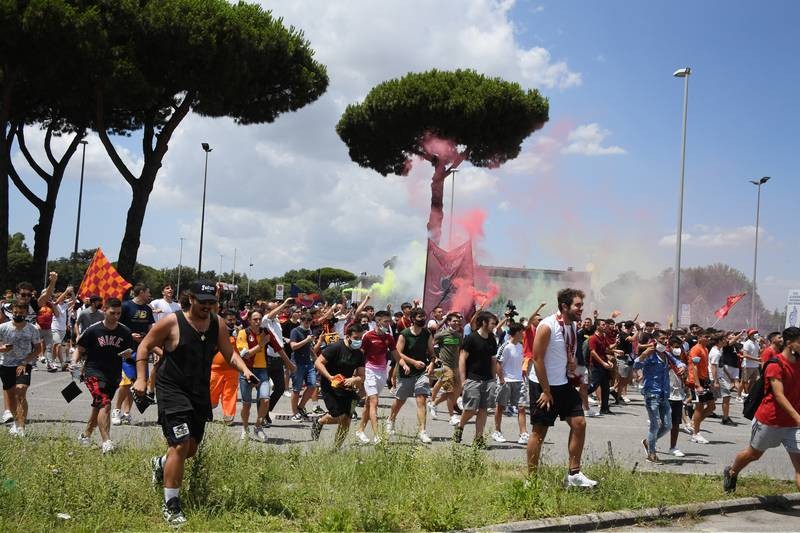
672, 67, 691, 327
448, 168, 458, 248
749, 176, 771, 328
73, 140, 88, 258
218, 253, 224, 281
176, 237, 185, 296
231, 247, 237, 285
198, 142, 212, 274
247, 257, 253, 297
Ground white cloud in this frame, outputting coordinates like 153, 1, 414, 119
658, 225, 767, 248
561, 123, 626, 156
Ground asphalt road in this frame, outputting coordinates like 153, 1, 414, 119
16, 365, 796, 483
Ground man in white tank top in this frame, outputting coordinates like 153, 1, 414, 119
527, 288, 598, 488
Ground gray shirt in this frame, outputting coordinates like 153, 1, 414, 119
76, 308, 105, 336
0, 322, 41, 367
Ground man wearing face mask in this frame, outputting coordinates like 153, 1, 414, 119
634, 330, 686, 463
431, 312, 465, 426
740, 329, 761, 397
311, 323, 366, 447
0, 301, 42, 437
688, 330, 715, 444
387, 308, 436, 444
355, 310, 398, 444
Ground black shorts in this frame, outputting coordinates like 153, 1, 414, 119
0, 364, 32, 390
322, 389, 355, 418
669, 400, 683, 428
529, 381, 583, 427
158, 409, 207, 445
691, 388, 715, 404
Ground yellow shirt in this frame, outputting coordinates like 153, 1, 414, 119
236, 328, 267, 369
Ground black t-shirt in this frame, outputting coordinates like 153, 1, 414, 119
462, 332, 498, 381
320, 340, 365, 396
121, 300, 155, 335
77, 321, 134, 383
281, 320, 298, 357
721, 345, 739, 368
399, 327, 431, 376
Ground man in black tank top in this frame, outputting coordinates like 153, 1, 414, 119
134, 280, 255, 527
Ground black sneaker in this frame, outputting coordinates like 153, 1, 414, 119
610, 390, 621, 404
474, 436, 487, 449
162, 496, 187, 527
264, 413, 272, 427
298, 406, 310, 420
721, 417, 738, 426
310, 418, 323, 441
452, 426, 463, 443
599, 409, 614, 415
708, 411, 720, 419
150, 456, 164, 485
723, 466, 737, 492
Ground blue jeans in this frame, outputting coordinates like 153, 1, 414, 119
644, 393, 672, 453
292, 362, 317, 393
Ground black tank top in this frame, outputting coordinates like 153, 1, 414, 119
156, 311, 219, 419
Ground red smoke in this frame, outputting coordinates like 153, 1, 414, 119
447, 208, 500, 312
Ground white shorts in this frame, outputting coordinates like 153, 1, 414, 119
52, 329, 66, 345
364, 366, 388, 397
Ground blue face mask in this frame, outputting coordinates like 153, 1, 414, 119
350, 339, 362, 349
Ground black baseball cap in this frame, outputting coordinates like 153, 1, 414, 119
189, 280, 217, 303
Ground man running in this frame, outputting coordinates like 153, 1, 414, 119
386, 308, 436, 444
150, 284, 181, 322
114, 283, 155, 425
355, 310, 398, 444
724, 326, 800, 492
688, 329, 715, 444
73, 298, 134, 453
311, 323, 366, 446
134, 280, 256, 526
430, 312, 464, 426
0, 300, 42, 437
527, 288, 597, 487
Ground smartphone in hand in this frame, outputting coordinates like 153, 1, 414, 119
247, 374, 260, 385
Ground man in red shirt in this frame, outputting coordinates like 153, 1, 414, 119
689, 330, 715, 444
760, 332, 783, 365
588, 320, 614, 414
522, 302, 547, 363
355, 310, 398, 444
724, 326, 800, 492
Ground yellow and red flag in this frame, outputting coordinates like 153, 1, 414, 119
78, 248, 132, 301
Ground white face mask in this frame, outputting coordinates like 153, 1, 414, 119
655, 343, 666, 353
672, 348, 682, 357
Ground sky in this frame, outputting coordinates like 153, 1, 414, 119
8, 0, 799, 312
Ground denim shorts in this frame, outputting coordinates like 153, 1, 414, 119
292, 362, 317, 393
239, 368, 270, 403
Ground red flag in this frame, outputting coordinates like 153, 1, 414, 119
295, 293, 321, 308
714, 292, 747, 319
78, 248, 132, 301
423, 239, 475, 320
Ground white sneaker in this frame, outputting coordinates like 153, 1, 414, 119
77, 433, 92, 446
111, 409, 122, 426
449, 414, 461, 426
2, 410, 12, 424
491, 431, 507, 443
8, 423, 17, 435
691, 433, 709, 444
283, 391, 292, 398
355, 431, 370, 444
669, 448, 685, 457
385, 420, 396, 436
587, 409, 601, 417
517, 432, 529, 445
621, 395, 631, 405
428, 401, 437, 420
588, 397, 599, 406
253, 426, 267, 442
101, 440, 115, 454
566, 471, 598, 488
372, 435, 382, 445
240, 428, 250, 441
734, 396, 744, 403
681, 424, 694, 435
418, 430, 432, 444
14, 427, 25, 438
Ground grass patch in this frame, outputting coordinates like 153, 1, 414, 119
0, 425, 793, 531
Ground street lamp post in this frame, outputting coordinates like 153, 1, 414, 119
247, 258, 253, 297
198, 143, 212, 274
448, 169, 458, 248
72, 140, 88, 256
177, 237, 185, 296
231, 248, 237, 285
218, 253, 224, 281
672, 67, 691, 328
749, 176, 771, 328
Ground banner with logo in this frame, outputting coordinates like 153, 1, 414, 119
423, 239, 474, 320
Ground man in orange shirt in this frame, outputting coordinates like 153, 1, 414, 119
209, 310, 240, 424
689, 330, 715, 444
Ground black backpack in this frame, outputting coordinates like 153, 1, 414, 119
743, 358, 780, 420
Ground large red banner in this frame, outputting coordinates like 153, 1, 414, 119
423, 239, 475, 319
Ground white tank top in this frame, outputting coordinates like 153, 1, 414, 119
529, 313, 574, 386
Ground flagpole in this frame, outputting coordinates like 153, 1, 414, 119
422, 239, 431, 313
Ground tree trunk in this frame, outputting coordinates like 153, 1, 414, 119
426, 164, 448, 245
116, 166, 156, 281
30, 207, 55, 287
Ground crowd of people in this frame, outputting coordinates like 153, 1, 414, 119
1, 274, 798, 526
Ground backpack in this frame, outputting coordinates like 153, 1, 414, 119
743, 358, 780, 420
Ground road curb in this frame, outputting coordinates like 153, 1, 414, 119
474, 492, 800, 532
